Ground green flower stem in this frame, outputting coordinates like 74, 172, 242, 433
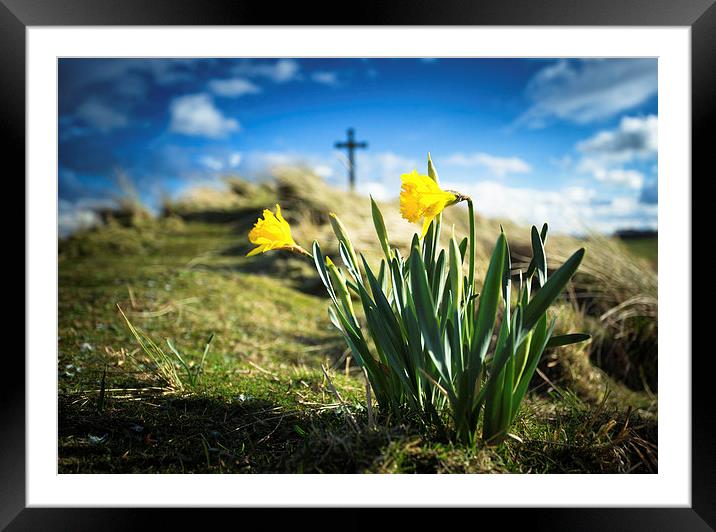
467, 198, 476, 296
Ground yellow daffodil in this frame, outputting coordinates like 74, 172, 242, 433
247, 204, 309, 257
400, 170, 466, 237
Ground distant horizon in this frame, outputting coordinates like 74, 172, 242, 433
59, 58, 658, 237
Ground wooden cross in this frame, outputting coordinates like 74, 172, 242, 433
334, 128, 367, 192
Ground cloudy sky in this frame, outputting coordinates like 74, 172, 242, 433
59, 58, 657, 236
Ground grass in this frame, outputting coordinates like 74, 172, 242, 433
58, 174, 657, 474
620, 236, 658, 269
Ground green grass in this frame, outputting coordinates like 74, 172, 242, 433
58, 217, 657, 474
620, 237, 658, 269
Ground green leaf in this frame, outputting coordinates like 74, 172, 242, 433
449, 235, 463, 310
370, 196, 392, 262
422, 218, 436, 274
467, 199, 476, 297
502, 233, 512, 303
427, 152, 440, 183
165, 338, 189, 372
409, 245, 453, 392
377, 259, 387, 289
471, 233, 506, 363
510, 316, 556, 423
339, 241, 361, 284
501, 232, 512, 325
361, 255, 403, 342
498, 343, 515, 436
390, 257, 405, 308
362, 297, 417, 403
530, 225, 547, 287
474, 318, 510, 409
401, 294, 426, 388
432, 249, 446, 303
546, 333, 591, 348
329, 306, 390, 402
330, 213, 361, 280
312, 241, 338, 305
459, 237, 468, 263
526, 223, 548, 279
326, 257, 355, 320
522, 248, 585, 331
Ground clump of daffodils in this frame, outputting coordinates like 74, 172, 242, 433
248, 154, 588, 445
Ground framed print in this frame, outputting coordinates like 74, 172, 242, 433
6, 0, 715, 529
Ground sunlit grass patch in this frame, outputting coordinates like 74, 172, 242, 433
58, 166, 656, 474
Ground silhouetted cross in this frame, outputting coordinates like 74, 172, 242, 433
334, 128, 367, 192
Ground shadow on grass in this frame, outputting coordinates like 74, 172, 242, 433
58, 392, 414, 474
58, 388, 657, 474
218, 251, 325, 296
166, 208, 260, 226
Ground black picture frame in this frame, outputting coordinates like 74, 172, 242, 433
5, 0, 714, 529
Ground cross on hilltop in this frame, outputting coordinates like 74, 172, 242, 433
334, 128, 367, 192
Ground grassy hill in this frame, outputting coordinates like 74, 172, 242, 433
58, 170, 658, 473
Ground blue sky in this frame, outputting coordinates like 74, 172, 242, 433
59, 58, 658, 236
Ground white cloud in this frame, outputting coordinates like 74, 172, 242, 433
208, 77, 261, 97
313, 165, 334, 178
358, 181, 390, 200
238, 151, 330, 178
443, 152, 531, 178
233, 59, 301, 83
443, 180, 656, 235
229, 152, 242, 168
592, 168, 644, 189
75, 99, 128, 132
609, 196, 640, 216
354, 151, 420, 192
577, 115, 658, 164
264, 59, 300, 82
236, 149, 414, 197
67, 59, 198, 93
58, 198, 108, 237
248, 151, 294, 169
200, 156, 224, 171
516, 59, 657, 128
574, 115, 657, 190
311, 71, 339, 86
169, 93, 239, 138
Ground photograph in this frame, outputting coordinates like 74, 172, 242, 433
56, 56, 660, 475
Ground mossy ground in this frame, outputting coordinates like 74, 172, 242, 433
58, 213, 657, 474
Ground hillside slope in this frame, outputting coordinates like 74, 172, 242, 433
58, 171, 657, 473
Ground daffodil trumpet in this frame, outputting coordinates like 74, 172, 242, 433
399, 170, 470, 238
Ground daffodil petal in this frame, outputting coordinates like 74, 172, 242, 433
246, 245, 265, 257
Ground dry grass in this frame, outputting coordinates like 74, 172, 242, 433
57, 168, 658, 474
